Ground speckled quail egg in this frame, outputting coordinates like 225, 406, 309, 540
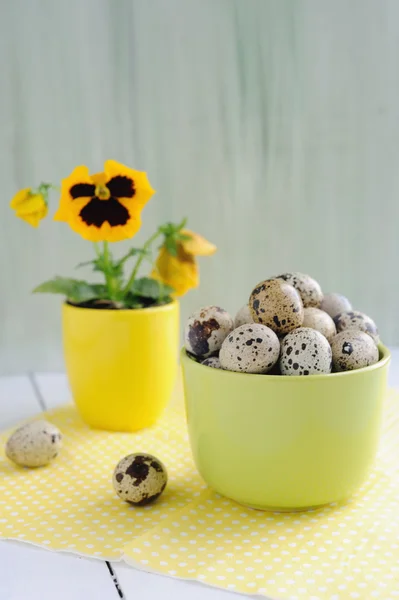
280, 327, 332, 375
249, 279, 304, 335
113, 453, 167, 506
185, 306, 234, 358
201, 356, 222, 369
275, 272, 323, 308
320, 293, 352, 318
333, 310, 379, 344
302, 307, 337, 342
219, 323, 280, 374
331, 330, 379, 372
234, 304, 253, 328
5, 420, 62, 468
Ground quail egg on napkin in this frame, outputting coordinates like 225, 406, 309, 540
113, 453, 167, 506
5, 420, 62, 468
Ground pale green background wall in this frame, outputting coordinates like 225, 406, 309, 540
1, 0, 398, 374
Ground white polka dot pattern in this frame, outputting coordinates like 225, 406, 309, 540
1, 385, 399, 599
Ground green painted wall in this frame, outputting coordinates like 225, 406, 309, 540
1, 0, 398, 373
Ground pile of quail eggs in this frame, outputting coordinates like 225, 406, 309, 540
185, 272, 380, 375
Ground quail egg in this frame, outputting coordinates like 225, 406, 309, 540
302, 307, 336, 342
219, 323, 280, 374
5, 420, 62, 468
234, 304, 253, 328
185, 306, 234, 358
320, 293, 352, 318
275, 272, 323, 308
249, 279, 304, 335
113, 453, 167, 505
280, 327, 332, 375
201, 356, 222, 369
331, 330, 379, 372
334, 310, 379, 344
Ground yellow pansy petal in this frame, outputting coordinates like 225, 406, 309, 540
180, 229, 217, 257
153, 245, 199, 296
10, 189, 48, 227
13, 194, 47, 216
104, 160, 156, 205
54, 165, 93, 222
20, 205, 48, 227
10, 188, 31, 209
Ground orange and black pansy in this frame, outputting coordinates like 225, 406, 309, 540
54, 160, 155, 242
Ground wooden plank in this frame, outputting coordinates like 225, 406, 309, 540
388, 348, 399, 388
0, 376, 42, 430
31, 373, 251, 598
0, 540, 118, 600
113, 563, 250, 600
0, 374, 122, 600
33, 373, 71, 410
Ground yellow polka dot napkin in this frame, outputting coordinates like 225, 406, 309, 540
1, 385, 399, 599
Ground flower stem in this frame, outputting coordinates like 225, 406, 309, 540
122, 229, 162, 297
93, 242, 101, 259
102, 241, 117, 300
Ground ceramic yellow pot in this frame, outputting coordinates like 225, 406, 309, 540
182, 345, 391, 511
62, 301, 179, 431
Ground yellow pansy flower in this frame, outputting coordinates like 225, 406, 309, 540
54, 160, 155, 242
153, 230, 216, 296
10, 188, 48, 227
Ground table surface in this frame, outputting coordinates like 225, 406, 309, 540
1, 350, 398, 600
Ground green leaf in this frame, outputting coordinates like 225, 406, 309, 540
130, 277, 175, 299
164, 237, 178, 257
33, 277, 107, 303
122, 294, 145, 309
75, 260, 96, 269
117, 247, 150, 267
176, 217, 187, 231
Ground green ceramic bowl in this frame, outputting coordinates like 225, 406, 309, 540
181, 345, 390, 511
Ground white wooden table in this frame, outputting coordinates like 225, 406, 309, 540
1, 350, 398, 600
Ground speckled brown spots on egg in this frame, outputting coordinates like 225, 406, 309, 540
126, 455, 150, 486
5, 420, 62, 468
113, 453, 167, 506
275, 272, 323, 308
331, 330, 379, 371
280, 327, 332, 375
185, 306, 234, 358
219, 323, 280, 373
249, 279, 304, 335
201, 356, 222, 369
333, 310, 379, 344
187, 318, 220, 356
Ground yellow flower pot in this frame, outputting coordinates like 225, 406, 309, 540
62, 301, 179, 431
